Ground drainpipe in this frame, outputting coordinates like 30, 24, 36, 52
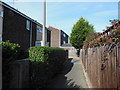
30, 22, 32, 47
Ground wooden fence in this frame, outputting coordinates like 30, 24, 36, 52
80, 44, 120, 89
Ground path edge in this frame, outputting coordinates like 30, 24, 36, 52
69, 56, 93, 88
80, 58, 93, 88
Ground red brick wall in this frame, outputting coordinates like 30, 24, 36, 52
48, 26, 60, 47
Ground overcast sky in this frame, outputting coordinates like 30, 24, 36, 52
3, 0, 118, 35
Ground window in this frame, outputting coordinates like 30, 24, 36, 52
35, 41, 41, 46
26, 20, 30, 30
0, 10, 3, 17
37, 28, 39, 32
63, 34, 66, 37
63, 41, 66, 44
0, 34, 2, 41
37, 28, 42, 32
40, 28, 42, 32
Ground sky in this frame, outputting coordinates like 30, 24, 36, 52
2, 0, 118, 36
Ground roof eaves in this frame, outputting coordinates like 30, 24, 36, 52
0, 1, 42, 26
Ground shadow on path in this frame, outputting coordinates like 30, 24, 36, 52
49, 58, 82, 88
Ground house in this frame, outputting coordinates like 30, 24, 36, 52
36, 25, 51, 47
48, 26, 69, 47
0, 1, 51, 51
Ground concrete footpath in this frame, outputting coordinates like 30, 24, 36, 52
50, 58, 88, 88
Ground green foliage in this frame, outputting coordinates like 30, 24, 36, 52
70, 17, 95, 49
1, 41, 21, 88
1, 41, 21, 65
29, 46, 67, 88
83, 32, 99, 48
85, 30, 120, 48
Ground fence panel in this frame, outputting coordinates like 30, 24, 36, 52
81, 45, 120, 89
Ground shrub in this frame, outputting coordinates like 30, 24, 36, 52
29, 46, 67, 88
1, 41, 21, 88
83, 33, 99, 48
1, 41, 21, 65
110, 29, 120, 44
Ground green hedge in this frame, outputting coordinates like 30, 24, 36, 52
1, 41, 21, 64
1, 41, 21, 88
29, 46, 67, 88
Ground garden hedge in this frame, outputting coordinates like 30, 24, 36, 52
29, 46, 67, 88
1, 41, 21, 88
1, 41, 21, 65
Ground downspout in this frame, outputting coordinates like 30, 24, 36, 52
30, 22, 32, 47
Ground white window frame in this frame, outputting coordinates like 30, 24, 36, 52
26, 20, 30, 30
0, 10, 3, 17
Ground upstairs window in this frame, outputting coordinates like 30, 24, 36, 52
63, 41, 66, 44
37, 28, 42, 32
26, 20, 31, 30
0, 10, 3, 17
63, 33, 66, 38
40, 28, 42, 32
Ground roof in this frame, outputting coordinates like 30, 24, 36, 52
48, 26, 69, 36
60, 30, 69, 37
48, 26, 60, 31
0, 1, 43, 27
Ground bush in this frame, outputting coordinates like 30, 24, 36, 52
29, 46, 67, 88
1, 41, 21, 65
83, 33, 99, 48
1, 41, 21, 88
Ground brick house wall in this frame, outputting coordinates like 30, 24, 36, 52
2, 5, 37, 51
1, 1, 51, 50
48, 26, 69, 47
48, 26, 60, 47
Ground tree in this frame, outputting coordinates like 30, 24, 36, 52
70, 17, 95, 49
83, 32, 99, 49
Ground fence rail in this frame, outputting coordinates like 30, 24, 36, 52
80, 45, 120, 89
